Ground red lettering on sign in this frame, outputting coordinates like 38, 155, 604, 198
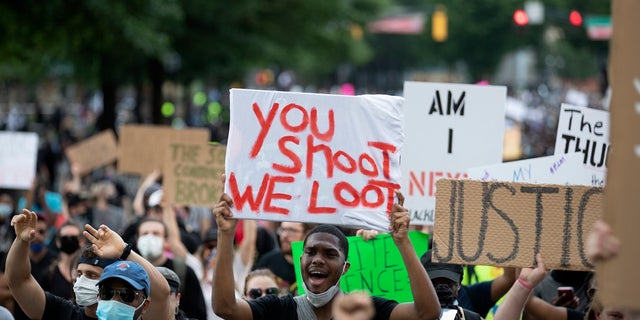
228, 172, 269, 212
250, 103, 279, 158
310, 108, 335, 142
334, 182, 360, 207
273, 136, 302, 174
263, 175, 294, 214
368, 142, 396, 179
333, 150, 357, 174
306, 135, 334, 178
308, 180, 337, 214
409, 171, 425, 196
281, 103, 309, 133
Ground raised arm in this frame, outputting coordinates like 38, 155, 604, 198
132, 169, 161, 217
388, 193, 440, 320
494, 254, 547, 320
211, 192, 253, 320
489, 267, 517, 303
5, 209, 46, 319
83, 223, 172, 319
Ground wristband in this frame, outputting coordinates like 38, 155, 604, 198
119, 243, 132, 260
517, 278, 534, 291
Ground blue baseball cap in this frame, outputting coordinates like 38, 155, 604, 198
98, 261, 150, 297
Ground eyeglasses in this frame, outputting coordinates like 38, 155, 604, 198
277, 227, 303, 235
99, 286, 142, 303
247, 287, 279, 299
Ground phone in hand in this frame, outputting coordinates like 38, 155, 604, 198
557, 286, 575, 299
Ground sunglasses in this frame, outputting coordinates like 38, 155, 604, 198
247, 287, 279, 299
99, 286, 142, 303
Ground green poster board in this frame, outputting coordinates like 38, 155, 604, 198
292, 231, 429, 303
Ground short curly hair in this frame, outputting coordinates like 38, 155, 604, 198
303, 224, 349, 259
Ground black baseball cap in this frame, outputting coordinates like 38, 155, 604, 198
420, 249, 463, 283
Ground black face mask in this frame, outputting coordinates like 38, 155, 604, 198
59, 236, 80, 254
435, 283, 458, 308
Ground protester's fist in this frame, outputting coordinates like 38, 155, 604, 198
11, 209, 38, 243
83, 224, 126, 259
389, 192, 410, 242
332, 292, 375, 320
518, 253, 547, 290
356, 229, 379, 241
214, 193, 237, 233
586, 220, 620, 264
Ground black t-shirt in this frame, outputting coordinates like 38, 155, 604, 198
43, 292, 96, 320
458, 281, 494, 317
248, 294, 398, 320
39, 264, 73, 299
31, 250, 58, 284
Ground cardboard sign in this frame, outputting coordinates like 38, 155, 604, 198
163, 142, 226, 207
65, 130, 118, 175
224, 89, 404, 231
0, 132, 38, 189
402, 81, 506, 225
292, 231, 429, 302
433, 179, 602, 270
117, 125, 209, 175
599, 0, 640, 310
468, 153, 606, 187
554, 103, 610, 169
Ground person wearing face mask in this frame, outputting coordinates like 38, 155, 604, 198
420, 249, 483, 320
39, 221, 85, 299
212, 190, 441, 320
5, 209, 173, 320
136, 218, 207, 320
95, 260, 150, 320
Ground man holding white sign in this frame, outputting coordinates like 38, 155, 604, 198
212, 190, 441, 320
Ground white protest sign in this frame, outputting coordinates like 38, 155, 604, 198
225, 89, 404, 231
0, 132, 38, 189
402, 81, 506, 225
468, 153, 606, 187
554, 103, 609, 170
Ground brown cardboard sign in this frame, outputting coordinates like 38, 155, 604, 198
433, 179, 602, 270
599, 0, 640, 310
163, 142, 226, 207
65, 130, 117, 175
117, 125, 209, 175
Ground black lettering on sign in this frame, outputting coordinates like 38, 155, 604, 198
433, 179, 604, 270
577, 188, 602, 269
433, 179, 458, 262
428, 90, 466, 116
520, 186, 559, 265
485, 183, 519, 264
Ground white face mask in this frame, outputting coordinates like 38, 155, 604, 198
302, 263, 346, 308
73, 275, 99, 307
137, 234, 164, 260
0, 203, 12, 218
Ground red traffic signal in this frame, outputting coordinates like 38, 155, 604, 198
569, 10, 582, 26
513, 9, 528, 26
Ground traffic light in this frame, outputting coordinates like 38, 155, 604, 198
513, 9, 528, 26
431, 6, 448, 42
569, 10, 582, 26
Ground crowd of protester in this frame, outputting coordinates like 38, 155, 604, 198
0, 82, 633, 319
